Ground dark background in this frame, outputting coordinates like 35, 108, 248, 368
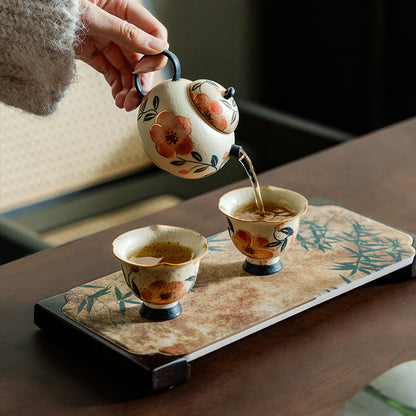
260, 1, 416, 135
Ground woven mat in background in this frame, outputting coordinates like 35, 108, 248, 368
0, 60, 164, 212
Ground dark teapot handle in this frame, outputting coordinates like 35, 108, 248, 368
134, 50, 181, 99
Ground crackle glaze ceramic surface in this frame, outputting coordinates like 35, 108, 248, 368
219, 186, 308, 275
113, 225, 207, 320
136, 51, 239, 179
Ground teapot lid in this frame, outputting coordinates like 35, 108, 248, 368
188, 80, 239, 134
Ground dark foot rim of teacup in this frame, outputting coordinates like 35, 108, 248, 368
243, 259, 283, 275
140, 303, 183, 321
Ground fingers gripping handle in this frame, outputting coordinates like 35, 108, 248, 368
134, 50, 181, 99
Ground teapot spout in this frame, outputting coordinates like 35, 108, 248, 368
230, 144, 243, 159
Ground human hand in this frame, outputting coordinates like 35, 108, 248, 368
75, 0, 168, 111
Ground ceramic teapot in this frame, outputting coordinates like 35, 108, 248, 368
135, 50, 241, 179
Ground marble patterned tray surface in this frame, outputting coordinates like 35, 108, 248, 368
60, 204, 415, 361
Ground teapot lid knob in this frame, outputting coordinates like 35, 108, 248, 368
188, 80, 239, 134
224, 87, 235, 99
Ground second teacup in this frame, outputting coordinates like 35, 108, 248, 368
218, 186, 308, 275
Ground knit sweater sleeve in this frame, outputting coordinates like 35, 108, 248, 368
0, 0, 80, 115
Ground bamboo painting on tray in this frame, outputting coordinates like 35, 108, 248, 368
61, 205, 415, 359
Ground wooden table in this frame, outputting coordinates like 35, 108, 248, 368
1, 118, 415, 416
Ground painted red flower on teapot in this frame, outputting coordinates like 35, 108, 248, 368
149, 110, 193, 158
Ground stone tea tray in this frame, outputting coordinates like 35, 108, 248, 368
34, 202, 416, 392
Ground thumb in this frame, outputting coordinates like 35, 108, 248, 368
82, 2, 168, 54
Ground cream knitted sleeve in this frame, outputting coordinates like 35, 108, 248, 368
0, 0, 80, 115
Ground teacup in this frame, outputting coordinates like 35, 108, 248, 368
113, 225, 208, 321
218, 186, 308, 275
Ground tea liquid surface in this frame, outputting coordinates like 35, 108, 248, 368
232, 200, 296, 221
127, 242, 194, 265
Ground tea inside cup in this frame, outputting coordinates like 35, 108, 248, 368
113, 225, 208, 321
218, 186, 308, 275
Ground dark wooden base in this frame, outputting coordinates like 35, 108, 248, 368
34, 294, 190, 392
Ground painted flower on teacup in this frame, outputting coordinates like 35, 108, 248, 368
122, 263, 197, 307
227, 218, 297, 259
140, 280, 187, 305
150, 110, 193, 158
231, 230, 274, 259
